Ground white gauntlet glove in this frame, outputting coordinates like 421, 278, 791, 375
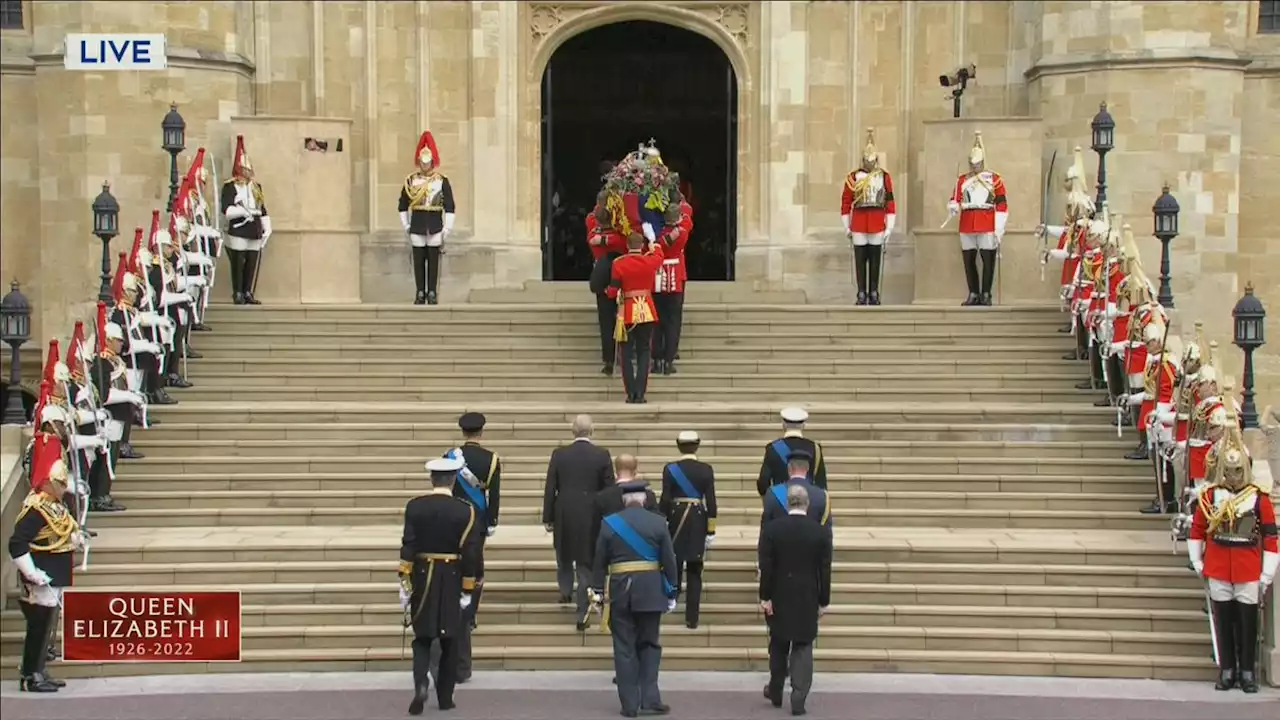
704, 534, 715, 550
399, 585, 411, 611
486, 526, 497, 537
14, 554, 51, 586
460, 593, 473, 610
665, 598, 677, 613
947, 200, 960, 216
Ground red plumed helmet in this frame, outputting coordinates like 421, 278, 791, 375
128, 227, 145, 275
232, 136, 252, 178
41, 338, 60, 389
68, 321, 86, 378
96, 301, 108, 351
111, 251, 130, 303
30, 380, 51, 434
28, 426, 68, 492
415, 131, 440, 168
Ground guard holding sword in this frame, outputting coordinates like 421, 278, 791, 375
589, 479, 679, 718
840, 128, 896, 306
658, 430, 718, 629
945, 131, 1008, 307
221, 135, 272, 306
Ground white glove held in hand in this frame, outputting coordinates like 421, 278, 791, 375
460, 593, 473, 610
486, 526, 496, 537
399, 585, 411, 611
705, 534, 715, 550
666, 599, 676, 614
14, 554, 51, 586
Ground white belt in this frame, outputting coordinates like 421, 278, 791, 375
661, 259, 679, 266
961, 203, 994, 210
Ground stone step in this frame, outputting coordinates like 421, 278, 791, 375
109, 489, 1151, 514
192, 344, 1073, 361
117, 454, 1151, 477
109, 472, 1159, 495
142, 402, 1119, 426
164, 385, 1095, 403
0, 622, 1205, 659
56, 559, 1200, 592
13, 579, 1205, 613
83, 505, 1169, 530
0, 646, 1215, 681
186, 371, 1086, 391
0, 601, 1207, 635
193, 357, 1089, 376
71, 526, 1190, 568
469, 283, 812, 303
125, 439, 1135, 461
136, 421, 1123, 443
203, 302, 1063, 319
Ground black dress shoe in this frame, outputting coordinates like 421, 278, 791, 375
1124, 446, 1149, 461
438, 698, 456, 710
685, 620, 698, 629
661, 363, 673, 376
764, 684, 782, 708
1239, 670, 1258, 693
962, 293, 980, 306
192, 323, 212, 332
640, 704, 670, 716
46, 676, 66, 688
232, 292, 245, 306
558, 594, 572, 605
869, 291, 881, 306
427, 291, 438, 306
167, 374, 193, 389
244, 294, 262, 306
980, 292, 993, 306
620, 711, 638, 719
576, 620, 588, 632
119, 444, 145, 460
856, 291, 868, 306
185, 349, 204, 359
601, 364, 614, 377
408, 682, 429, 715
414, 291, 426, 305
1215, 668, 1237, 690
791, 707, 807, 716
19, 674, 59, 692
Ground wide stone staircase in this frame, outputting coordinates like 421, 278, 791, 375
1, 284, 1213, 680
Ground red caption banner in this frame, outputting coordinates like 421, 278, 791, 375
63, 591, 242, 663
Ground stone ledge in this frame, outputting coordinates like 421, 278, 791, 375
1025, 49, 1252, 81
27, 46, 255, 78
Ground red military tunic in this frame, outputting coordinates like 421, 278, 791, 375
1058, 224, 1086, 287
656, 201, 693, 294
1190, 486, 1279, 585
952, 171, 1008, 234
586, 214, 628, 262
1188, 395, 1226, 481
607, 245, 666, 338
1073, 249, 1102, 318
841, 170, 897, 234
1138, 353, 1177, 431
1173, 374, 1201, 444
1124, 305, 1166, 376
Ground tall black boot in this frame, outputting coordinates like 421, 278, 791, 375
1211, 600, 1238, 690
241, 250, 262, 304
868, 244, 883, 305
1125, 430, 1149, 460
1066, 323, 1088, 361
853, 245, 868, 305
960, 250, 980, 305
18, 603, 57, 693
411, 246, 428, 304
227, 249, 245, 304
979, 248, 997, 305
426, 246, 441, 305
40, 606, 66, 688
1237, 601, 1259, 693
1083, 345, 1104, 390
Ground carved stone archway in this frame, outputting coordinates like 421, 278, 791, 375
516, 2, 759, 243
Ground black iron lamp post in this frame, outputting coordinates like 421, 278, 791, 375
1, 281, 32, 426
161, 102, 186, 210
1232, 283, 1266, 429
1152, 185, 1180, 309
92, 182, 120, 303
1090, 101, 1115, 210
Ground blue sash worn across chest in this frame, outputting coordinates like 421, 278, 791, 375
667, 463, 701, 502
604, 513, 675, 596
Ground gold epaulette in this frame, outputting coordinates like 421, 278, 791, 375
17, 492, 78, 553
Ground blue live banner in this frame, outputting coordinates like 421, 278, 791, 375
65, 34, 167, 71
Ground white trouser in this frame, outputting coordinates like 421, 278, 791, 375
410, 232, 444, 248
1127, 373, 1144, 390
959, 232, 999, 251
223, 234, 265, 252
1208, 579, 1260, 604
23, 584, 63, 608
851, 231, 887, 247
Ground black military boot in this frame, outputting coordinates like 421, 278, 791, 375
1124, 432, 1149, 461
853, 245, 868, 305
868, 244, 883, 306
960, 250, 980, 306
414, 291, 426, 305
426, 291, 438, 306
167, 372, 193, 389
119, 442, 144, 460
978, 248, 997, 306
1237, 601, 1259, 693
1211, 600, 1238, 690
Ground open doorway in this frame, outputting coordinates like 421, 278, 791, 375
540, 20, 738, 281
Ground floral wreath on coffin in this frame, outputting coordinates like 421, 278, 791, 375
600, 139, 681, 239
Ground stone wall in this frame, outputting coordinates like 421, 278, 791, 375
0, 0, 1276, 405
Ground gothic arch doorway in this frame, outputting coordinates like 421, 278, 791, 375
539, 20, 739, 282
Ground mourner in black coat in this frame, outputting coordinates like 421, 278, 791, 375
758, 483, 833, 716
542, 415, 615, 618
399, 457, 483, 715
756, 407, 828, 495
657, 431, 718, 629
590, 479, 679, 718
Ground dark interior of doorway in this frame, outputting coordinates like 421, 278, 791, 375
540, 20, 738, 282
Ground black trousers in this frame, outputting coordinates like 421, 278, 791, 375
411, 246, 442, 295
227, 248, 263, 297
620, 323, 655, 400
18, 601, 55, 677
413, 635, 457, 707
653, 293, 684, 364
164, 305, 190, 380
596, 294, 618, 365
610, 608, 664, 715
768, 636, 814, 712
676, 559, 703, 625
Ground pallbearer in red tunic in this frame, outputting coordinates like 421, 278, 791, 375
947, 131, 1008, 306
587, 198, 629, 376
1041, 147, 1095, 312
840, 128, 897, 306
1120, 320, 1177, 511
606, 234, 666, 404
1187, 417, 1277, 694
398, 131, 457, 305
653, 195, 692, 375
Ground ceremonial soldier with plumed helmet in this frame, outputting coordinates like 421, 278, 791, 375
92, 301, 147, 467
221, 135, 272, 305
399, 456, 482, 714
757, 408, 827, 496
946, 131, 1009, 306
657, 430, 718, 629
398, 131, 457, 305
840, 128, 897, 306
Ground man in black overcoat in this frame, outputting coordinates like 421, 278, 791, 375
758, 483, 833, 716
657, 430, 718, 629
542, 414, 614, 621
399, 456, 483, 715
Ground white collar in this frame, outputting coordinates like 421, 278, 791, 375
430, 488, 452, 496
615, 476, 636, 485
787, 509, 807, 516
783, 430, 803, 439
788, 475, 808, 483
572, 437, 592, 444
680, 454, 697, 460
